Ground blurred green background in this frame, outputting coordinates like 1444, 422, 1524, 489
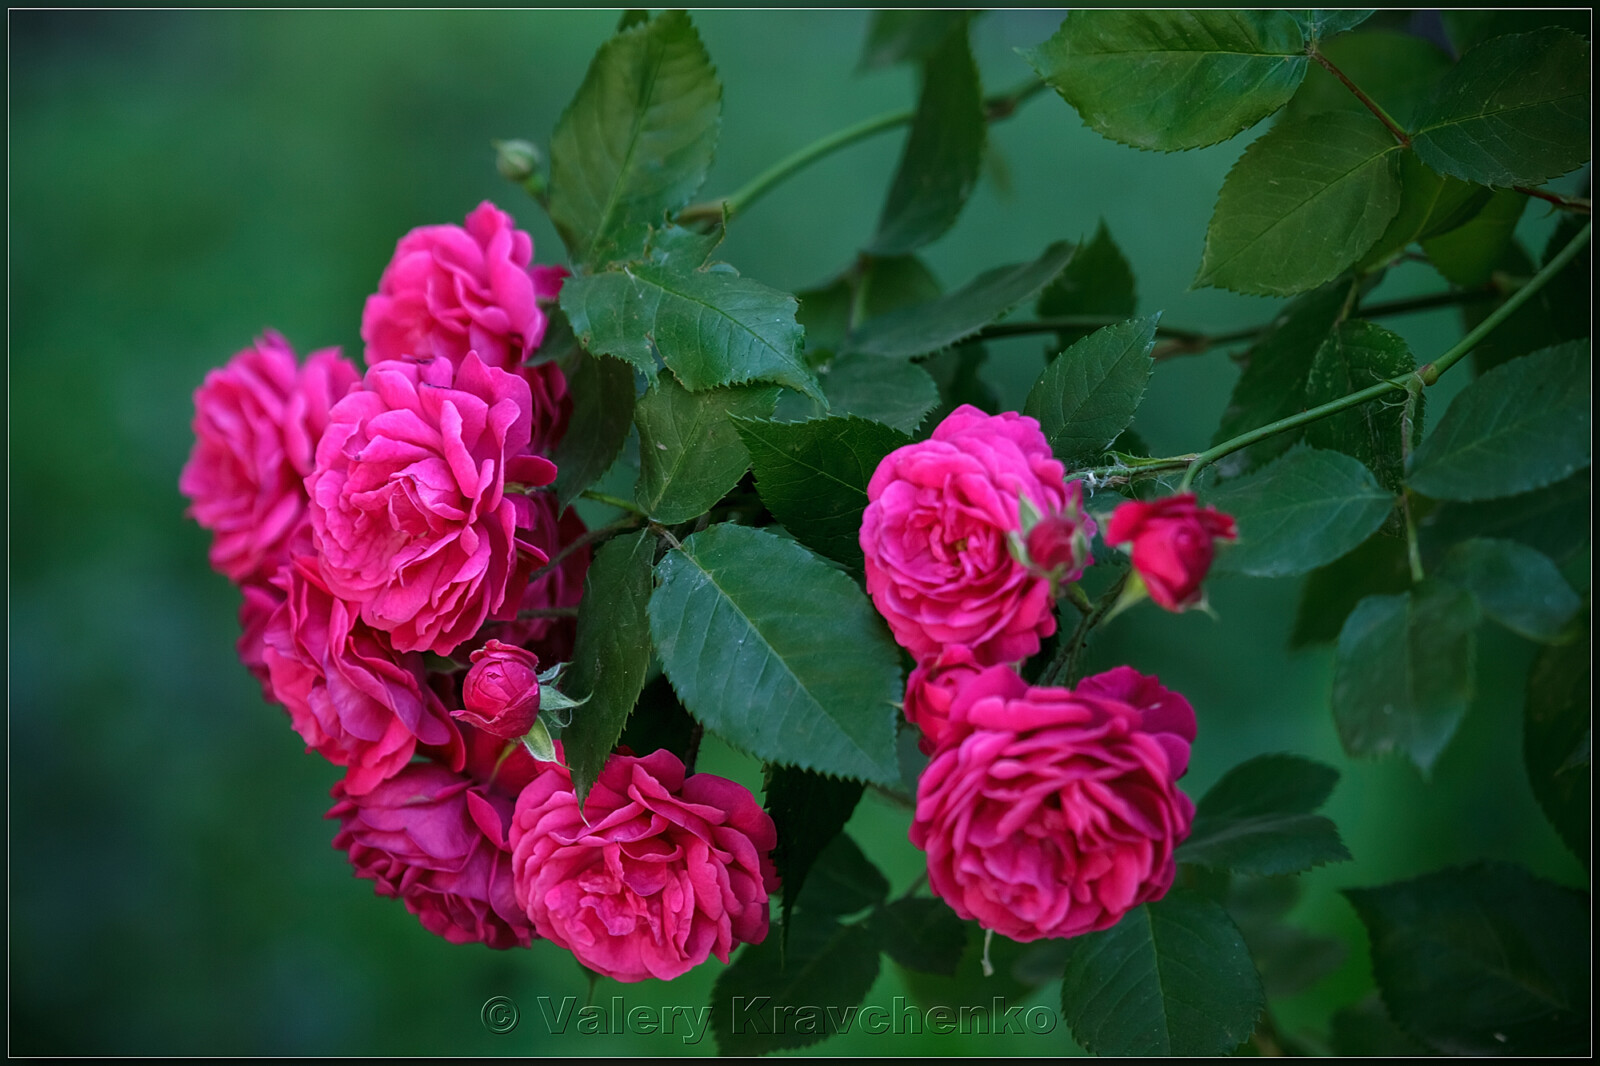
9, 9, 1585, 1056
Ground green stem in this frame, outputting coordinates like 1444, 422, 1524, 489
1311, 48, 1411, 147
1043, 572, 1129, 688
580, 489, 646, 515
1514, 185, 1591, 215
1400, 378, 1426, 584
525, 513, 640, 583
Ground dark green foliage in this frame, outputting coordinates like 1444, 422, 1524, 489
1023, 315, 1158, 466
763, 766, 865, 927
1524, 619, 1591, 865
1303, 319, 1417, 491
633, 377, 779, 523
1178, 753, 1352, 875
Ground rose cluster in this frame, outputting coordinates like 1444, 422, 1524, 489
182, 202, 776, 980
861, 406, 1235, 940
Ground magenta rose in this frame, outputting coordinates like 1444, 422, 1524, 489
487, 493, 590, 664
362, 200, 568, 373
457, 639, 541, 740
904, 644, 986, 754
237, 579, 285, 702
262, 554, 462, 795
860, 405, 1071, 664
1023, 479, 1096, 582
180, 333, 359, 583
909, 664, 1196, 942
1105, 493, 1237, 611
306, 351, 556, 655
509, 745, 778, 982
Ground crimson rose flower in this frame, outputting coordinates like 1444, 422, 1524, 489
306, 351, 556, 655
180, 333, 358, 582
860, 405, 1071, 665
509, 745, 778, 982
457, 639, 542, 740
1105, 493, 1237, 611
903, 644, 985, 754
909, 664, 1196, 941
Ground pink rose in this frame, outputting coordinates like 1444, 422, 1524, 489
457, 639, 541, 740
180, 333, 358, 582
237, 579, 285, 702
1023, 480, 1096, 582
329, 734, 546, 949
262, 555, 462, 795
860, 405, 1071, 664
485, 492, 590, 664
509, 745, 778, 982
904, 644, 986, 754
909, 664, 1196, 942
362, 200, 568, 373
1105, 493, 1237, 611
306, 352, 556, 655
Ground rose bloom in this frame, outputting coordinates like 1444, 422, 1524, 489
509, 746, 778, 982
909, 664, 1196, 942
860, 405, 1071, 665
180, 333, 358, 583
903, 644, 985, 754
262, 554, 462, 795
485, 492, 590, 665
329, 730, 545, 949
306, 351, 556, 655
457, 639, 542, 740
1105, 493, 1237, 611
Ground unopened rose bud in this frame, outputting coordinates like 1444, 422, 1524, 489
1105, 493, 1237, 612
494, 139, 542, 183
1022, 482, 1096, 583
457, 639, 542, 739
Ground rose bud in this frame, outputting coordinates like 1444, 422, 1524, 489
1022, 480, 1096, 583
457, 640, 542, 739
1105, 493, 1238, 611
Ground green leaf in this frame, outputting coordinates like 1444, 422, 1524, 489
1329, 994, 1434, 1056
1285, 30, 1451, 129
1423, 471, 1592, 567
764, 765, 864, 930
1333, 581, 1480, 775
923, 342, 1001, 423
1411, 28, 1591, 188
1464, 220, 1591, 375
869, 899, 967, 976
1436, 538, 1580, 643
1292, 10, 1374, 41
632, 376, 776, 524
617, 673, 699, 765
1291, 530, 1412, 647
1421, 187, 1525, 287
798, 255, 943, 356
734, 415, 911, 570
858, 10, 972, 71
1028, 11, 1308, 152
869, 20, 984, 255
649, 524, 904, 785
1227, 876, 1348, 999
1023, 314, 1158, 465
551, 351, 637, 511
1356, 151, 1491, 272
1178, 753, 1351, 875
1059, 891, 1264, 1056
820, 354, 940, 434
1524, 617, 1590, 865
1407, 342, 1591, 501
1345, 863, 1589, 1055
1303, 320, 1417, 491
710, 908, 882, 1055
1035, 221, 1138, 348
1196, 110, 1404, 295
1444, 10, 1593, 54
843, 242, 1075, 359
896, 924, 1031, 1008
560, 261, 821, 400
558, 529, 657, 805
794, 833, 889, 916
1212, 283, 1349, 476
547, 11, 721, 267
1207, 447, 1395, 578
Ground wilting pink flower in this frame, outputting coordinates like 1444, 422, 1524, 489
180, 333, 358, 582
306, 352, 556, 655
910, 664, 1196, 942
457, 639, 542, 740
904, 644, 986, 754
861, 405, 1070, 664
362, 200, 567, 373
262, 555, 462, 795
1105, 493, 1237, 611
509, 746, 778, 982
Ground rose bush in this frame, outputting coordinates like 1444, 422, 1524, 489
1106, 493, 1238, 612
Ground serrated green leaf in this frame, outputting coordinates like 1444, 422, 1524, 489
1291, 530, 1412, 647
1524, 618, 1591, 866
869, 899, 967, 977
1421, 187, 1526, 287
869, 20, 984, 255
798, 255, 943, 356
551, 350, 637, 511
1304, 320, 1417, 491
1345, 863, 1589, 1055
560, 261, 821, 399
1412, 28, 1591, 188
1023, 314, 1158, 464
1423, 471, 1592, 567
649, 524, 903, 785
559, 530, 657, 805
858, 10, 973, 71
1060, 891, 1264, 1056
764, 765, 864, 931
710, 907, 882, 1055
1436, 538, 1580, 643
1178, 753, 1351, 875
1357, 150, 1491, 272
734, 415, 910, 569
820, 354, 940, 434
795, 833, 888, 917
547, 11, 721, 267
1285, 30, 1451, 129
1408, 342, 1591, 501
1197, 110, 1404, 295
1035, 220, 1138, 350
617, 673, 699, 765
1212, 283, 1350, 477
1329, 994, 1434, 1056
633, 376, 777, 524
843, 242, 1074, 359
1333, 581, 1479, 775
1029, 11, 1308, 152
1208, 447, 1395, 578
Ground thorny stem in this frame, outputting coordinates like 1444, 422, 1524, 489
1311, 48, 1411, 147
525, 513, 641, 583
